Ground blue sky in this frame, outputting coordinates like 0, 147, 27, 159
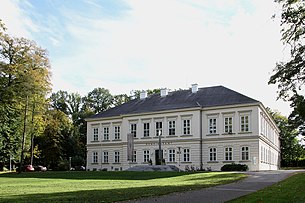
0, 0, 291, 116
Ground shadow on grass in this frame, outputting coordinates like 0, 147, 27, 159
0, 171, 192, 180
0, 185, 202, 203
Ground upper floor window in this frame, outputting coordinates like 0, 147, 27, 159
209, 147, 217, 161
103, 127, 109, 140
130, 123, 137, 138
144, 123, 150, 137
156, 121, 162, 136
209, 118, 217, 134
225, 147, 233, 161
183, 148, 190, 162
93, 128, 99, 141
103, 151, 108, 163
168, 149, 176, 162
114, 126, 120, 140
183, 119, 191, 135
241, 146, 249, 161
224, 117, 233, 133
168, 120, 176, 135
114, 151, 120, 163
240, 115, 250, 132
92, 152, 98, 163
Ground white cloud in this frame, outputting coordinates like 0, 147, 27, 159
0, 0, 292, 116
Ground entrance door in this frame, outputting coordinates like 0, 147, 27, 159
155, 150, 163, 165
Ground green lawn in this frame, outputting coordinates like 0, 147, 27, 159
0, 171, 245, 203
228, 172, 305, 203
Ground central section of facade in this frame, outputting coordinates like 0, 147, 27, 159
86, 85, 280, 171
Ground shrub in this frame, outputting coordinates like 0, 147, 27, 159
221, 163, 248, 171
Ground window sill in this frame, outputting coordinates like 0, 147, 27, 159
207, 161, 219, 163
141, 137, 152, 139
181, 161, 192, 164
91, 163, 99, 165
102, 140, 110, 142
113, 139, 122, 142
112, 163, 121, 164
128, 162, 138, 164
238, 131, 252, 134
167, 135, 178, 138
167, 162, 177, 164
239, 160, 251, 163
207, 134, 219, 136
222, 133, 236, 135
91, 140, 99, 143
153, 136, 165, 139
102, 163, 109, 164
181, 134, 193, 137
222, 161, 234, 163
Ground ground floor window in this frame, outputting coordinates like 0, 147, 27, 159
241, 146, 249, 161
183, 148, 190, 162
93, 152, 98, 163
143, 150, 150, 163
103, 151, 108, 163
114, 151, 120, 163
168, 149, 176, 162
225, 147, 233, 161
209, 148, 217, 161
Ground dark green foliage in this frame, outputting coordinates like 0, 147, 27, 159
269, 0, 305, 136
221, 163, 249, 171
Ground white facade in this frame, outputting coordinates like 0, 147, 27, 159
86, 102, 280, 171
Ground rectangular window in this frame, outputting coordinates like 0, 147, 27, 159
241, 146, 249, 161
168, 149, 176, 162
93, 152, 98, 163
103, 151, 108, 163
114, 151, 120, 163
144, 123, 150, 137
224, 117, 233, 133
156, 121, 162, 136
93, 128, 98, 141
240, 115, 250, 132
209, 118, 217, 134
168, 121, 176, 135
131, 123, 137, 138
183, 119, 191, 135
143, 150, 150, 163
114, 126, 120, 140
209, 148, 217, 161
183, 148, 190, 162
133, 150, 137, 162
103, 127, 109, 140
225, 147, 233, 161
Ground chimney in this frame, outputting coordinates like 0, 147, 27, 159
140, 90, 147, 100
160, 88, 169, 97
191, 84, 198, 93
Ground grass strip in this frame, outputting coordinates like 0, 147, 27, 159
0, 171, 245, 203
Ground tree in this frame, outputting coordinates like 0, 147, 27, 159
0, 19, 51, 170
83, 87, 113, 114
268, 109, 305, 166
112, 94, 130, 107
269, 0, 305, 134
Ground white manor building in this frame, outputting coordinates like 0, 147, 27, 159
86, 85, 280, 171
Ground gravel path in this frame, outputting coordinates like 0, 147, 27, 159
121, 170, 304, 203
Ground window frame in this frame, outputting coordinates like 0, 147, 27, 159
92, 152, 98, 163
168, 120, 176, 136
168, 149, 176, 162
114, 126, 120, 140
103, 126, 109, 140
93, 128, 99, 141
224, 147, 233, 161
143, 150, 150, 163
114, 151, 120, 163
209, 118, 217, 134
130, 123, 137, 138
241, 146, 249, 161
183, 119, 191, 135
183, 148, 190, 162
155, 121, 163, 136
240, 113, 250, 132
143, 122, 150, 137
209, 147, 217, 161
224, 116, 233, 134
103, 151, 109, 163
